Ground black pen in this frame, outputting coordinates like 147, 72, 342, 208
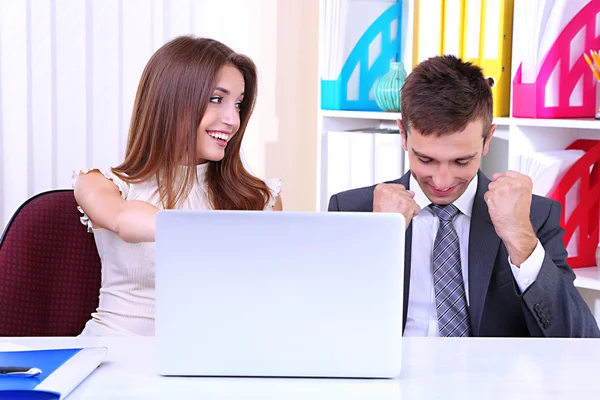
0, 366, 42, 377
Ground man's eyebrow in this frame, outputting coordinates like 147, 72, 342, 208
412, 149, 479, 161
455, 152, 479, 161
412, 149, 433, 159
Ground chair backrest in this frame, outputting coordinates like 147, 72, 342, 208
0, 190, 101, 336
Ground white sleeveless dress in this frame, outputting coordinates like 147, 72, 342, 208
72, 163, 281, 336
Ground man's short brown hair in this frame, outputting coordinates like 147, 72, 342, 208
400, 55, 493, 137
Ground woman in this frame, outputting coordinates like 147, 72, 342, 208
73, 36, 282, 336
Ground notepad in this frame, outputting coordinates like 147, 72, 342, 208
0, 346, 107, 399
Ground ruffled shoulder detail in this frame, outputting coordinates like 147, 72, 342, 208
264, 178, 282, 210
71, 168, 130, 232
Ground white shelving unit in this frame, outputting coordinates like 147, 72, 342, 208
511, 118, 600, 129
318, 111, 600, 210
321, 109, 512, 126
320, 110, 401, 120
316, 1, 600, 316
574, 267, 600, 291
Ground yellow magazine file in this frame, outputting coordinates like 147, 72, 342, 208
413, 0, 514, 117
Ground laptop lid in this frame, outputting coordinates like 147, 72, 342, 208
155, 210, 405, 378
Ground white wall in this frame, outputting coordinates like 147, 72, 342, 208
0, 0, 318, 230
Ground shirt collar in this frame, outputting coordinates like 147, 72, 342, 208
410, 172, 478, 218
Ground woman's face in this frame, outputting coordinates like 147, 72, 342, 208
195, 64, 245, 164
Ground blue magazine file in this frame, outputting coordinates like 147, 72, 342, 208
0, 347, 107, 399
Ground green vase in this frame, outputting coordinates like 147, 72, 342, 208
374, 61, 407, 112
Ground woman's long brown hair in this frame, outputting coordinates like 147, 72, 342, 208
112, 36, 271, 210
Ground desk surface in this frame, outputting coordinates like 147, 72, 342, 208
1, 337, 598, 399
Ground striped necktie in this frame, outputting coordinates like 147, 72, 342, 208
429, 204, 472, 337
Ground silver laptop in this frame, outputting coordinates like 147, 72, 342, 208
155, 210, 405, 378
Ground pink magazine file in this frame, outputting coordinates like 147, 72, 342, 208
513, 0, 600, 118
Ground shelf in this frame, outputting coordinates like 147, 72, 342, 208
320, 110, 512, 127
493, 117, 511, 126
320, 110, 401, 120
320, 111, 600, 130
511, 117, 600, 129
574, 267, 600, 291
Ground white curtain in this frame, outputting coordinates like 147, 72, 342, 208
0, 0, 319, 230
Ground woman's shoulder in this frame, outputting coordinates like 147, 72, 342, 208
72, 167, 131, 199
263, 178, 282, 210
72, 167, 134, 232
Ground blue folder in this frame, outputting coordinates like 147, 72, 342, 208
0, 347, 106, 399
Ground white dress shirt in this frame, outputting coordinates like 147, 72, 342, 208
403, 174, 546, 336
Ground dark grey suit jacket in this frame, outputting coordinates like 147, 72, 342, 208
328, 170, 600, 337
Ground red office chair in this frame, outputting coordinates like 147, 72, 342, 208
0, 190, 101, 336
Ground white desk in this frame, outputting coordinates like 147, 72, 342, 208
2, 337, 599, 399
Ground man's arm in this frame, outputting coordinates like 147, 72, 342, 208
520, 200, 600, 337
485, 170, 599, 337
328, 194, 340, 211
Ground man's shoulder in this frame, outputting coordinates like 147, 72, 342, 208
328, 176, 405, 212
531, 193, 558, 212
531, 193, 555, 206
530, 193, 561, 227
328, 184, 377, 212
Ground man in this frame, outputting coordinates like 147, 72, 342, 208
328, 55, 599, 337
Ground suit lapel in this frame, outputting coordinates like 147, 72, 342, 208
403, 223, 412, 331
468, 170, 501, 335
395, 172, 412, 332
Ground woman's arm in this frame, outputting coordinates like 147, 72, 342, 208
74, 171, 159, 243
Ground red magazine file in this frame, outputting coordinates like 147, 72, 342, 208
547, 139, 600, 268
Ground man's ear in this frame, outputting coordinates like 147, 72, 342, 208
397, 118, 408, 151
482, 124, 496, 156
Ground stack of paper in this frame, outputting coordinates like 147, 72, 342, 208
321, 0, 396, 80
520, 0, 589, 84
519, 149, 585, 256
321, 0, 350, 81
518, 150, 584, 197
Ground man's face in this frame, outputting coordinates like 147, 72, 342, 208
400, 119, 495, 205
